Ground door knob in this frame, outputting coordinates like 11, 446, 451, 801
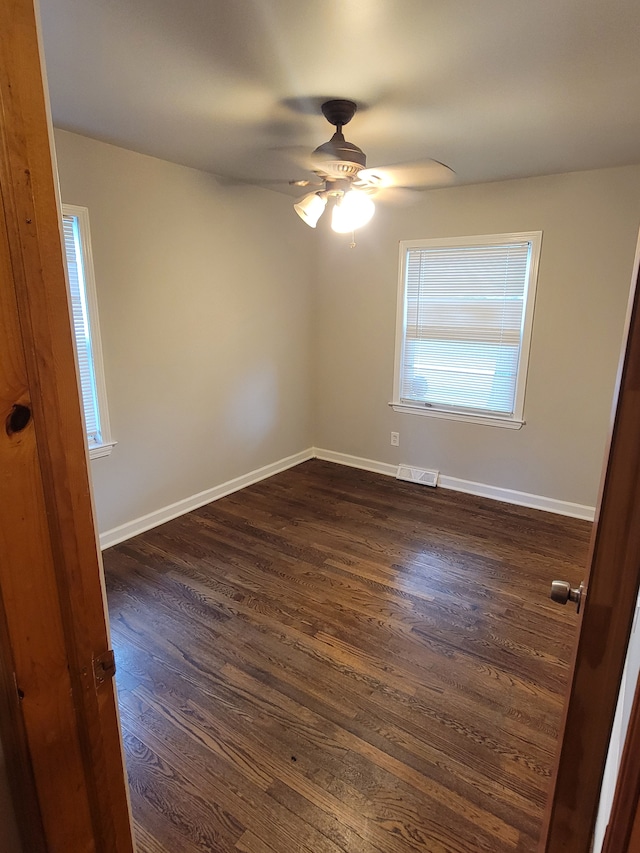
550, 580, 585, 613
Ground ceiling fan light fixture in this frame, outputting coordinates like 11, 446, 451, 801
331, 189, 375, 233
293, 191, 327, 228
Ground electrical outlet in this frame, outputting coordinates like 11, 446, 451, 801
390, 431, 400, 446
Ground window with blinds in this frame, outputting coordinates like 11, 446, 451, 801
392, 232, 541, 428
62, 206, 114, 457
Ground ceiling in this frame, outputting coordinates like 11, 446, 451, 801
39, 0, 640, 195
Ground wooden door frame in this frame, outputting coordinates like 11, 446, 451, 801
0, 1, 134, 850
601, 671, 640, 852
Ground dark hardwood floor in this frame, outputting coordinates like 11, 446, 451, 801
103, 459, 592, 853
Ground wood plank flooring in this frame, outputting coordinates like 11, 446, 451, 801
103, 459, 592, 853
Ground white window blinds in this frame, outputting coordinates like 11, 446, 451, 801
396, 234, 540, 422
63, 213, 102, 445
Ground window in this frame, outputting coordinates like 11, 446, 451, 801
62, 204, 115, 458
392, 232, 542, 429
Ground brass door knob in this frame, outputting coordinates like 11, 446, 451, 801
550, 580, 585, 613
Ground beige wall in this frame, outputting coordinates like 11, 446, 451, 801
54, 130, 314, 534
313, 166, 640, 507
53, 131, 640, 526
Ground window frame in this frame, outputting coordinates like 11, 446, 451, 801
391, 231, 542, 429
62, 204, 115, 458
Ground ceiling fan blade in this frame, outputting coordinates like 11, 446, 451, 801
272, 145, 321, 173
366, 186, 422, 205
353, 184, 423, 206
217, 175, 322, 190
289, 178, 324, 188
357, 159, 455, 189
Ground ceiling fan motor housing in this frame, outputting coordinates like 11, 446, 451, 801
313, 130, 367, 178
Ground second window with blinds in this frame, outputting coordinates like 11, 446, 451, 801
62, 204, 115, 457
392, 232, 542, 428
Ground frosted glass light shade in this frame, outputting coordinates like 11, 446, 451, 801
293, 192, 327, 227
331, 190, 375, 233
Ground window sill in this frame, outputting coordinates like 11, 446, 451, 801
389, 402, 524, 430
89, 440, 117, 459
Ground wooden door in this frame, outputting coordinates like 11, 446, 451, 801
543, 236, 640, 851
0, 1, 134, 851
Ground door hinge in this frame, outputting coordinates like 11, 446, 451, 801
93, 649, 116, 687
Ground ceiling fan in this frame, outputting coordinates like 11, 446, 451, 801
289, 99, 454, 235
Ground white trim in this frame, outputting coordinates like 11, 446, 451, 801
89, 440, 117, 460
438, 474, 595, 520
313, 447, 398, 477
389, 402, 525, 429
99, 448, 314, 549
312, 448, 595, 521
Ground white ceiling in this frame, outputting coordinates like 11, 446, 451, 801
39, 0, 640, 194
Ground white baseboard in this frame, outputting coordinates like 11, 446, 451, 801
313, 448, 595, 521
100, 445, 595, 549
99, 448, 315, 549
438, 474, 595, 520
313, 447, 398, 478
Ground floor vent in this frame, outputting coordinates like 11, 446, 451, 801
396, 465, 439, 487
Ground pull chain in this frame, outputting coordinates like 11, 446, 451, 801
349, 230, 356, 249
